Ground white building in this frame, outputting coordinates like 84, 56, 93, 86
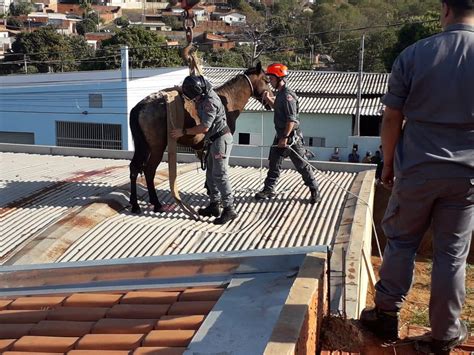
212, 12, 246, 25
0, 0, 11, 15
0, 52, 387, 161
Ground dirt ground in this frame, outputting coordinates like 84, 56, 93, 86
368, 256, 474, 332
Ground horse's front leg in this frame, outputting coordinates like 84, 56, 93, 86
144, 150, 165, 213
129, 163, 142, 214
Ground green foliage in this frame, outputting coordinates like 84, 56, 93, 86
9, 2, 33, 16
114, 16, 130, 28
6, 17, 23, 30
202, 48, 246, 68
76, 18, 97, 35
161, 15, 182, 30
99, 26, 182, 69
5, 26, 94, 74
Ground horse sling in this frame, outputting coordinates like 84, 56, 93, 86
163, 90, 200, 220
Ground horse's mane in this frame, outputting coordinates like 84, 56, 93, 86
215, 73, 245, 93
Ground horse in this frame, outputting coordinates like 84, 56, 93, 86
129, 62, 271, 214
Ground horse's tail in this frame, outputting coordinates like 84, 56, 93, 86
129, 103, 149, 174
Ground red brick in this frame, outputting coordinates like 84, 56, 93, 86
133, 348, 186, 355
0, 310, 48, 324
107, 304, 169, 319
155, 315, 205, 330
167, 301, 215, 315
47, 307, 108, 321
142, 330, 195, 347
120, 291, 180, 305
0, 323, 35, 339
75, 334, 143, 350
30, 320, 94, 337
0, 299, 13, 310
63, 293, 122, 308
68, 351, 131, 355
178, 288, 224, 301
12, 336, 78, 352
0, 339, 16, 351
8, 297, 65, 310
92, 318, 156, 334
3, 352, 66, 355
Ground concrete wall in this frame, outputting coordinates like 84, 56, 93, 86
0, 67, 188, 150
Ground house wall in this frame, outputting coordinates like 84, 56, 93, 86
0, 67, 188, 150
232, 111, 353, 161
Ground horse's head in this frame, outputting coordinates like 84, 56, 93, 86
243, 62, 272, 107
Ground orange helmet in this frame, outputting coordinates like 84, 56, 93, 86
266, 63, 288, 78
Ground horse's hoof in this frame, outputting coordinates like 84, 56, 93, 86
131, 205, 141, 214
154, 205, 165, 213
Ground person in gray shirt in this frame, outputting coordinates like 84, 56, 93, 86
360, 1, 473, 353
171, 75, 237, 225
254, 63, 321, 204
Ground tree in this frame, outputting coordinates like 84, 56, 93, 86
9, 26, 93, 73
114, 16, 129, 28
9, 2, 33, 16
76, 18, 97, 35
202, 48, 246, 68
6, 17, 23, 30
161, 15, 182, 30
99, 26, 183, 69
385, 12, 441, 68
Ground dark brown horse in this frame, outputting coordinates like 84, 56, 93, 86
129, 62, 270, 214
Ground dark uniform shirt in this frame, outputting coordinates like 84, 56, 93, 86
382, 23, 474, 179
274, 86, 299, 138
198, 89, 227, 139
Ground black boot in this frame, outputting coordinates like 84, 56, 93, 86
360, 307, 399, 342
198, 202, 221, 217
254, 188, 275, 200
417, 320, 468, 355
310, 188, 321, 204
213, 206, 238, 225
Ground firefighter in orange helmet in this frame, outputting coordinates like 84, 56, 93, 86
255, 63, 321, 204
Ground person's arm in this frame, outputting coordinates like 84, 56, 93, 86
170, 124, 208, 139
262, 91, 275, 109
278, 91, 299, 148
278, 121, 296, 148
381, 106, 404, 187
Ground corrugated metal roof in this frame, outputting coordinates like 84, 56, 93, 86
0, 153, 357, 264
204, 67, 388, 96
244, 96, 383, 116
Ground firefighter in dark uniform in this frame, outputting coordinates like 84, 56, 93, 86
171, 75, 237, 225
255, 63, 321, 204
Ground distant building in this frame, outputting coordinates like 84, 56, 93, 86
211, 12, 246, 25
0, 0, 12, 15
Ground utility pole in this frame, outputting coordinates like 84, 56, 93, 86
24, 55, 28, 74
338, 23, 342, 43
355, 34, 365, 136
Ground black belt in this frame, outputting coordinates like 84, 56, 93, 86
208, 125, 231, 142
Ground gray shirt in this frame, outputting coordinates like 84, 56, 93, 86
382, 23, 474, 179
198, 89, 227, 139
274, 86, 299, 138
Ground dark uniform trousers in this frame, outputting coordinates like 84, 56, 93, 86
264, 134, 318, 192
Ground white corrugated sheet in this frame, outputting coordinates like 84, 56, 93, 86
0, 153, 357, 264
204, 67, 388, 96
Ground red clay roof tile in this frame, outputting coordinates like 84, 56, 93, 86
75, 334, 144, 350
3, 352, 66, 355
106, 304, 170, 319
0, 299, 13, 310
92, 318, 156, 334
178, 288, 224, 301
120, 291, 180, 305
12, 335, 79, 352
30, 320, 95, 337
63, 293, 122, 308
8, 297, 65, 310
155, 315, 205, 330
0, 323, 35, 339
46, 307, 108, 322
133, 347, 186, 355
0, 310, 49, 324
0, 339, 17, 351
167, 301, 215, 315
68, 351, 131, 355
142, 330, 195, 347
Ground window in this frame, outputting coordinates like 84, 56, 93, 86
239, 133, 250, 145
56, 121, 122, 150
307, 137, 325, 147
89, 94, 103, 108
